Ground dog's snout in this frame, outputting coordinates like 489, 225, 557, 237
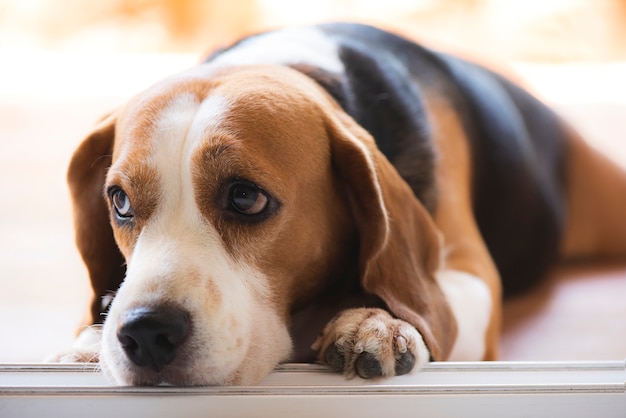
117, 306, 191, 372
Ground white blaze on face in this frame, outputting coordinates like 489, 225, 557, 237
100, 93, 291, 385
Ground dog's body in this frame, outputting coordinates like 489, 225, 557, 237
56, 23, 626, 385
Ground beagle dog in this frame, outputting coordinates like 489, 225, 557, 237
55, 23, 626, 386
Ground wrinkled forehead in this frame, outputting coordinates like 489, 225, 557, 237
112, 82, 222, 161
107, 67, 332, 188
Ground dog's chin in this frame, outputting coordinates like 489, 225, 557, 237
99, 322, 293, 386
100, 353, 275, 386
101, 364, 245, 387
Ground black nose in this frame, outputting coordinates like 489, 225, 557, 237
117, 306, 191, 372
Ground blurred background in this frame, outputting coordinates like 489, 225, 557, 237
2, 0, 626, 60
0, 0, 624, 363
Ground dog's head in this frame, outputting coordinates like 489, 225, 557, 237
68, 64, 455, 385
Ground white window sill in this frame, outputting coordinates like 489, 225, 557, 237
1, 361, 625, 417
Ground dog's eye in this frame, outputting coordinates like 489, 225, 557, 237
229, 184, 269, 216
110, 188, 134, 219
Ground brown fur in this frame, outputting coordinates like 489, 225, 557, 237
62, 62, 626, 385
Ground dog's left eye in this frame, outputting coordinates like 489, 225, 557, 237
229, 184, 269, 216
109, 188, 134, 219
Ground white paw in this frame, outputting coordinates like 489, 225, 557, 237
46, 326, 101, 363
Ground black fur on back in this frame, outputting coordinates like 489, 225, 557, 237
317, 23, 568, 297
207, 23, 569, 297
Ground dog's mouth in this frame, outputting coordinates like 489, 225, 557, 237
100, 303, 274, 386
117, 366, 181, 387
101, 339, 244, 387
113, 362, 211, 387
102, 349, 257, 387
100, 271, 294, 386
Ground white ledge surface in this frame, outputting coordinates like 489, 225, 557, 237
1, 361, 625, 417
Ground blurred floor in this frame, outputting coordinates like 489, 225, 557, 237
0, 48, 624, 362
501, 263, 625, 361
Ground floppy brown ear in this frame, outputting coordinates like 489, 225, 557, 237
67, 114, 125, 327
327, 110, 458, 361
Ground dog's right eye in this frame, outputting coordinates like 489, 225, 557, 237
109, 187, 134, 220
222, 179, 280, 223
229, 184, 269, 216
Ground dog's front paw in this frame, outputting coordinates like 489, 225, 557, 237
46, 326, 101, 363
46, 349, 100, 363
312, 308, 429, 379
